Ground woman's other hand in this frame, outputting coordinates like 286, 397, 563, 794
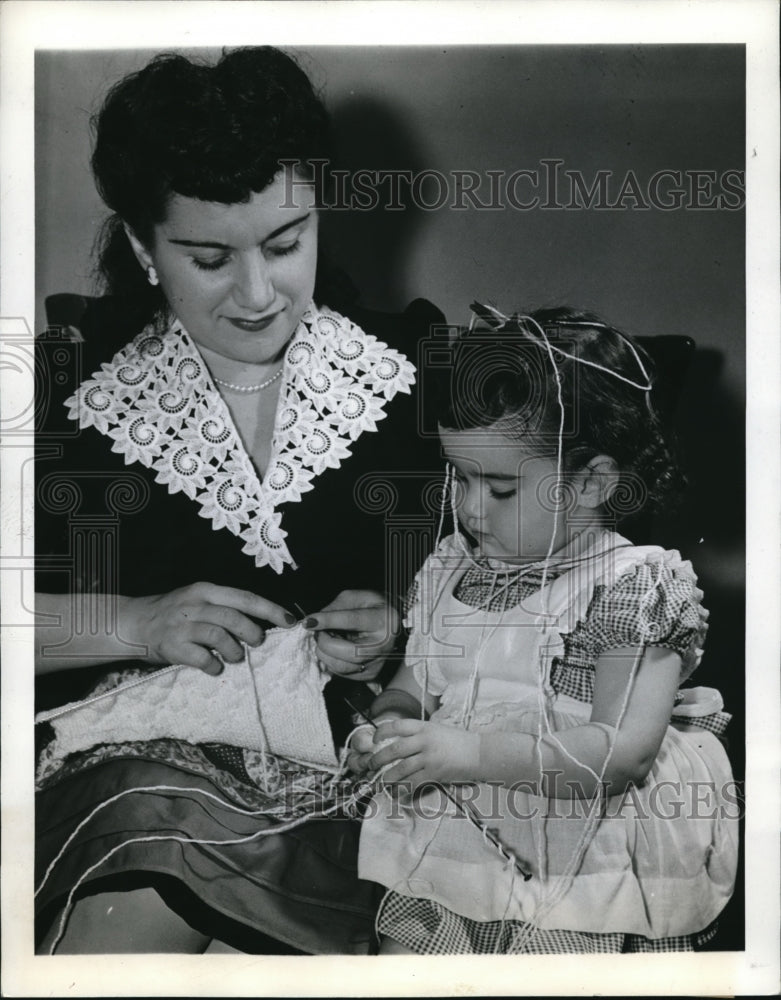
304, 590, 400, 682
128, 583, 295, 676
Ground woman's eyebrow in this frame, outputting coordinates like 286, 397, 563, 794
167, 212, 311, 249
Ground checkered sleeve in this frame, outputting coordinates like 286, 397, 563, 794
568, 559, 707, 670
552, 557, 709, 704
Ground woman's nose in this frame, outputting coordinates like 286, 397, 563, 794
234, 253, 275, 312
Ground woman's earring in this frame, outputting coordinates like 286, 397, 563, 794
146, 265, 159, 287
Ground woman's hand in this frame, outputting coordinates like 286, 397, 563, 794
368, 718, 481, 794
304, 590, 400, 682
127, 583, 295, 676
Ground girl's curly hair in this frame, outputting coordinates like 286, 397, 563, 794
91, 47, 331, 330
434, 306, 686, 518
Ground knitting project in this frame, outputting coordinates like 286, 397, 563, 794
36, 624, 339, 770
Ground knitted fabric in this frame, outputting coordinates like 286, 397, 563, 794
36, 625, 339, 770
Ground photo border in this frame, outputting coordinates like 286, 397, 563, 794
2, 1, 778, 996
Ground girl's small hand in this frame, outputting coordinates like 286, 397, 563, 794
345, 724, 376, 775
370, 719, 481, 794
127, 583, 295, 676
304, 590, 399, 682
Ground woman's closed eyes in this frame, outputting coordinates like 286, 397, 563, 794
191, 238, 303, 272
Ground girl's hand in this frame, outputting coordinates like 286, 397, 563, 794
345, 724, 377, 775
127, 583, 295, 676
304, 590, 400, 682
369, 718, 481, 794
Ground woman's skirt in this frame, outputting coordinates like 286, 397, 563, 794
35, 737, 380, 954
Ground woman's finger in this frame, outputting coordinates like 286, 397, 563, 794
318, 653, 386, 682
174, 642, 225, 676
188, 623, 244, 665
312, 589, 390, 614
316, 655, 365, 678
190, 584, 296, 630
304, 605, 392, 639
340, 659, 387, 682
314, 630, 387, 669
198, 604, 265, 647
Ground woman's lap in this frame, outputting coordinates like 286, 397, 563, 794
36, 752, 379, 954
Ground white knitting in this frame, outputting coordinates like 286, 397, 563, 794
36, 624, 339, 770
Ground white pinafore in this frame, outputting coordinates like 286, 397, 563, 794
358, 531, 738, 939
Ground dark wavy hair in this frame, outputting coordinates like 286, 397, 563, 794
91, 47, 332, 330
435, 306, 686, 517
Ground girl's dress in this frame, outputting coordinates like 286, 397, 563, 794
35, 299, 442, 954
358, 531, 738, 954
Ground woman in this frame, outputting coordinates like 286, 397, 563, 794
35, 47, 441, 954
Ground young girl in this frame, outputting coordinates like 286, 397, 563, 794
348, 304, 738, 955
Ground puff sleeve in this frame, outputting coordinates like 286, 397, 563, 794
565, 552, 709, 683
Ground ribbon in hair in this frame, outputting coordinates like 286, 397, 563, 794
467, 301, 653, 393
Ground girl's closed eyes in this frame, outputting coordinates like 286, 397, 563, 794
488, 485, 516, 500
451, 468, 518, 502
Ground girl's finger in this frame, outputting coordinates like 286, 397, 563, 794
350, 752, 376, 776
371, 737, 419, 770
350, 730, 376, 754
373, 722, 398, 744
380, 755, 424, 787
381, 717, 425, 737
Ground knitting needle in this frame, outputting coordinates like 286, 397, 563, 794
343, 697, 532, 881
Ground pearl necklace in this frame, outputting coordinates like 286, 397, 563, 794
213, 367, 284, 394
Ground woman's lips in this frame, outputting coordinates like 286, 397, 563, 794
226, 312, 281, 333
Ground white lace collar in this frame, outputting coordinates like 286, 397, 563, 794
66, 302, 416, 573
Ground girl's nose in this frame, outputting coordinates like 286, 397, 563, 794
461, 484, 484, 529
234, 253, 275, 312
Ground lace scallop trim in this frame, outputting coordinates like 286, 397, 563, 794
65, 303, 416, 573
